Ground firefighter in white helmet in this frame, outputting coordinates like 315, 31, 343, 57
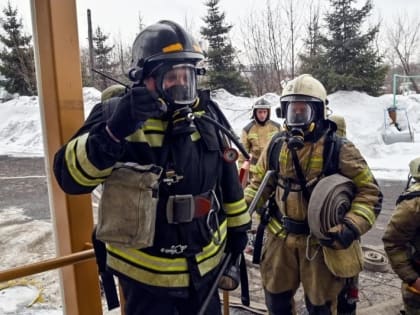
245, 74, 382, 315
238, 97, 281, 182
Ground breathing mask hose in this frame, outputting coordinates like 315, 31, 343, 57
197, 114, 250, 160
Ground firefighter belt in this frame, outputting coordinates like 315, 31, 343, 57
166, 190, 216, 224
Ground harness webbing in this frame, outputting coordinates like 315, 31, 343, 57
396, 191, 420, 205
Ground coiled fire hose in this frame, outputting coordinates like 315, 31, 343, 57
307, 174, 355, 242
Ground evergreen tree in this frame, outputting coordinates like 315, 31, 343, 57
300, 0, 388, 96
92, 26, 117, 91
0, 2, 36, 96
201, 0, 250, 96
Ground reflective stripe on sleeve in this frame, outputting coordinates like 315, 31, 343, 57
65, 136, 104, 187
224, 199, 251, 228
76, 133, 113, 178
350, 202, 376, 226
352, 168, 374, 187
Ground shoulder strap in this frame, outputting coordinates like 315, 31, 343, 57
290, 148, 310, 200
199, 89, 233, 131
243, 121, 255, 133
323, 130, 343, 176
270, 120, 281, 129
266, 129, 342, 177
102, 97, 121, 121
396, 191, 420, 205
198, 89, 250, 156
267, 131, 285, 171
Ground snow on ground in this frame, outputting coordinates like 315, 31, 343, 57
0, 87, 419, 314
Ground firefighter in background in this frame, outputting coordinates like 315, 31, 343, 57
238, 97, 281, 182
244, 74, 382, 315
238, 98, 281, 254
383, 157, 420, 315
53, 20, 250, 315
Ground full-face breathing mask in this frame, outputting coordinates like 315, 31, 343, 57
151, 63, 199, 135
284, 101, 315, 150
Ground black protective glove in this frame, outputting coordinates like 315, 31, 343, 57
107, 87, 167, 141
322, 221, 359, 249
226, 230, 249, 256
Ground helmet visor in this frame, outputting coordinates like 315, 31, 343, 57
286, 102, 314, 127
161, 64, 197, 105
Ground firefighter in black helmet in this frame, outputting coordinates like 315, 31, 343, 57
53, 20, 250, 315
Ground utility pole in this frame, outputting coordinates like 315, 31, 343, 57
87, 9, 95, 83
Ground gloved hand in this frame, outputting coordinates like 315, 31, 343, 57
107, 87, 167, 141
322, 221, 359, 250
226, 230, 249, 256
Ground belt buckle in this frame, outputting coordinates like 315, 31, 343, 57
280, 215, 288, 224
166, 194, 195, 224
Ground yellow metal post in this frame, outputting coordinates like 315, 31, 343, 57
30, 1, 102, 314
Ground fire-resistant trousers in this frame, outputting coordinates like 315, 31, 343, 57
401, 282, 420, 315
119, 276, 221, 315
260, 232, 345, 315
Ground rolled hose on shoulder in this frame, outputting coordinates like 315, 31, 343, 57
307, 174, 356, 241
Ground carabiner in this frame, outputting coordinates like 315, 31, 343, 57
206, 208, 221, 245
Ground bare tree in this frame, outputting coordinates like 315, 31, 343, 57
183, 13, 196, 36
305, 0, 322, 58
113, 38, 131, 85
238, 0, 314, 95
266, 1, 284, 91
282, 0, 303, 78
240, 11, 266, 94
239, 0, 289, 95
138, 12, 145, 33
387, 13, 420, 92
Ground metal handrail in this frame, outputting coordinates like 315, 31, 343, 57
0, 249, 95, 283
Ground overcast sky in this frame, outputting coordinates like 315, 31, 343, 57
3, 0, 420, 49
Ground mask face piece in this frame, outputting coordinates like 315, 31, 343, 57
286, 102, 314, 128
287, 128, 305, 150
158, 63, 197, 106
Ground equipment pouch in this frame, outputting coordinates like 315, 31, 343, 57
96, 162, 163, 248
322, 240, 364, 278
